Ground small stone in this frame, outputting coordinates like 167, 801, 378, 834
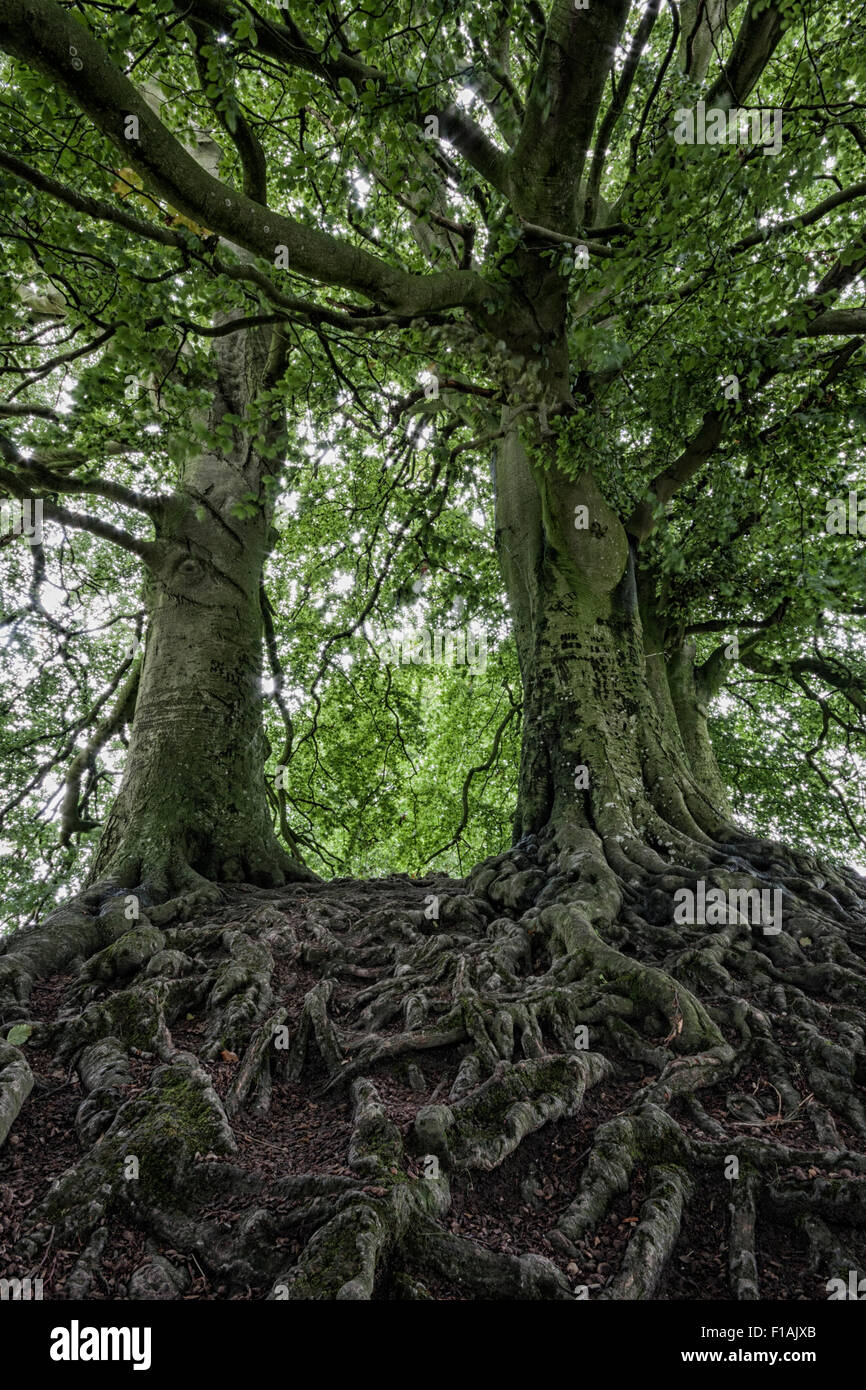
128, 1261, 178, 1299
406, 1063, 426, 1093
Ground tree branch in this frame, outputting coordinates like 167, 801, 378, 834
176, 0, 511, 193
625, 410, 725, 541
0, 432, 160, 517
0, 465, 157, 561
41, 499, 157, 563
509, 0, 632, 229
59, 655, 141, 845
585, 0, 662, 227
0, 0, 490, 318
800, 309, 866, 337
0, 148, 192, 250
706, 0, 786, 108
187, 17, 268, 203
0, 150, 430, 332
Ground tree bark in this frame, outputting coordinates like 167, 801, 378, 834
90, 316, 313, 897
494, 409, 731, 851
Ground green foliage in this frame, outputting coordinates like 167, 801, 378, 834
1, 0, 866, 928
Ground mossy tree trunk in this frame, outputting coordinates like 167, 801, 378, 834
494, 407, 732, 853
90, 318, 312, 898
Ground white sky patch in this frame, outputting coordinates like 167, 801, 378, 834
275, 491, 300, 518
352, 175, 371, 207
37, 583, 68, 616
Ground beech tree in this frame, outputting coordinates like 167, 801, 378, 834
2, 0, 866, 1304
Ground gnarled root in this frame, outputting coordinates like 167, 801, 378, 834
5, 816, 866, 1301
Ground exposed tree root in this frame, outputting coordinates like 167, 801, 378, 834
599, 1164, 693, 1300
728, 1168, 760, 1299
0, 1038, 32, 1147
3, 819, 866, 1299
401, 1222, 575, 1299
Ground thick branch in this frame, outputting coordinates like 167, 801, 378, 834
187, 18, 268, 203
0, 433, 160, 517
0, 0, 489, 318
625, 411, 725, 542
801, 309, 866, 337
0, 153, 420, 332
0, 471, 157, 562
740, 652, 866, 719
706, 1, 786, 108
585, 0, 662, 228
509, 0, 632, 229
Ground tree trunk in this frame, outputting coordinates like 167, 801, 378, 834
90, 318, 313, 898
6, 380, 866, 1310
494, 415, 731, 853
